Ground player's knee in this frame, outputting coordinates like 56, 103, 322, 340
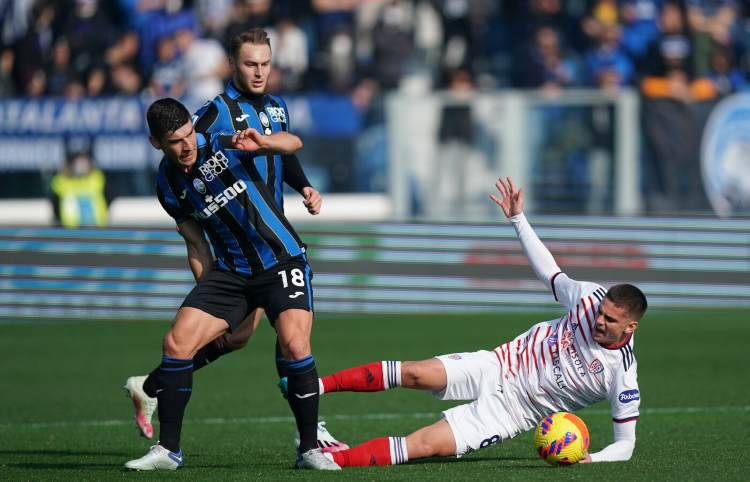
162, 331, 191, 359
407, 434, 443, 459
401, 361, 431, 388
278, 337, 310, 361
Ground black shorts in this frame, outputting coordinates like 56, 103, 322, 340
181, 256, 314, 331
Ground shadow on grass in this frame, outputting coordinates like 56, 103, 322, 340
6, 462, 123, 470
0, 449, 128, 457
410, 455, 548, 468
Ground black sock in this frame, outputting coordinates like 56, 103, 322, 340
143, 367, 159, 398
275, 339, 288, 379
155, 356, 193, 452
193, 338, 234, 372
286, 355, 319, 453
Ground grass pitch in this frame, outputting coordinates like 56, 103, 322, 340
0, 309, 748, 480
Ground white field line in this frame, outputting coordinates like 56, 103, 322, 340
1, 405, 748, 430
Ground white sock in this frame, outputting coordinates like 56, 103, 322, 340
388, 436, 409, 465
381, 360, 402, 389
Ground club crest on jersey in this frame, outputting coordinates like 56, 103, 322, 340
259, 111, 270, 128
266, 106, 286, 123
193, 178, 206, 194
588, 358, 604, 374
198, 151, 229, 182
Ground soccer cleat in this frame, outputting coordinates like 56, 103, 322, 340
294, 420, 350, 453
124, 444, 183, 471
123, 375, 158, 439
295, 447, 341, 470
278, 376, 288, 399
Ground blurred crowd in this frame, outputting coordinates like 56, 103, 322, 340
0, 0, 748, 103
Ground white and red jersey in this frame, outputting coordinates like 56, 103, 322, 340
492, 273, 640, 435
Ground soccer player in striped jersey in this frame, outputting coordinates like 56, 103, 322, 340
307, 177, 646, 468
124, 28, 346, 454
123, 98, 339, 471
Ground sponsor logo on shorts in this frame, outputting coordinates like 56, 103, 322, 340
448, 354, 462, 360
619, 389, 640, 403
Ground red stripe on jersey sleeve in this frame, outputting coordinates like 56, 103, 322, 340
613, 416, 639, 423
493, 348, 503, 365
530, 327, 541, 372
581, 298, 594, 334
587, 296, 598, 324
576, 304, 590, 344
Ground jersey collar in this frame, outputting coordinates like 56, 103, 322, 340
226, 81, 266, 107
600, 333, 633, 350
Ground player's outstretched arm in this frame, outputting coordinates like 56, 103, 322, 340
581, 420, 636, 463
177, 219, 213, 282
489, 176, 562, 288
232, 128, 302, 155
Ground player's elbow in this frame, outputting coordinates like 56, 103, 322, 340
291, 136, 303, 152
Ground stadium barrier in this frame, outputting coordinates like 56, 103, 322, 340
0, 218, 748, 320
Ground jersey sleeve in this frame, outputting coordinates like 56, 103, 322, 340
551, 273, 606, 311
607, 359, 641, 423
156, 178, 189, 224
193, 100, 221, 134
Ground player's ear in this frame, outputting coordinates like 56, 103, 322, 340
148, 135, 161, 150
625, 319, 639, 334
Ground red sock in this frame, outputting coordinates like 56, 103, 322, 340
321, 361, 388, 393
331, 437, 408, 467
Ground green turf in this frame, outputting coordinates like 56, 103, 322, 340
0, 310, 748, 480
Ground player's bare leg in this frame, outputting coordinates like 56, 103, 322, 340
319, 358, 448, 394
275, 308, 339, 470
125, 308, 228, 470
124, 309, 262, 439
329, 419, 457, 467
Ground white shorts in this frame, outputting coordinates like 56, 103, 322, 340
435, 350, 520, 457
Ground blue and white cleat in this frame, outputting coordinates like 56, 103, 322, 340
123, 375, 157, 439
124, 444, 183, 471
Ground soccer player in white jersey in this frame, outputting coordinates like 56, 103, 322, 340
311, 177, 647, 468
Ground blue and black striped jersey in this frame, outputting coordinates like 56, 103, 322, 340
192, 82, 310, 211
156, 132, 306, 277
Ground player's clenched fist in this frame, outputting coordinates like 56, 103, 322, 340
302, 187, 322, 215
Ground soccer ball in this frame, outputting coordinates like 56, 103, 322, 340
533, 412, 590, 465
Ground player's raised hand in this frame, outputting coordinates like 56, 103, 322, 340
231, 128, 263, 152
302, 186, 322, 215
489, 176, 524, 218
